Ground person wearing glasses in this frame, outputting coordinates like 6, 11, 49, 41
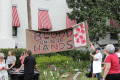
103, 44, 120, 80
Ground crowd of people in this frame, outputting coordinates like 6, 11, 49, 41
89, 41, 120, 80
0, 50, 39, 80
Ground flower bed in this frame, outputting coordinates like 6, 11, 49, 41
39, 62, 88, 80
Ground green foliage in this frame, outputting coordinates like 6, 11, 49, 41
36, 49, 91, 62
36, 54, 73, 69
67, 0, 120, 43
1, 48, 26, 67
61, 60, 90, 70
58, 49, 90, 61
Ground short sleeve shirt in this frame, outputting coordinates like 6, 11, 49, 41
23, 56, 36, 74
7, 56, 16, 64
94, 52, 102, 62
105, 53, 120, 74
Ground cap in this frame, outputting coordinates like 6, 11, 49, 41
95, 47, 101, 50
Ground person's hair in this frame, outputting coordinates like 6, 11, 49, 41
0, 53, 5, 58
22, 51, 26, 55
115, 47, 119, 52
27, 50, 32, 56
9, 50, 15, 56
106, 44, 115, 54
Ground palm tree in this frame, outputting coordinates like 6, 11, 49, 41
27, 0, 32, 29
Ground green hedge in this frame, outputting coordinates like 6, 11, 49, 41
1, 48, 26, 67
39, 49, 91, 61
36, 54, 73, 68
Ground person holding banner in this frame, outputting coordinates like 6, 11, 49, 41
89, 41, 102, 80
102, 44, 120, 80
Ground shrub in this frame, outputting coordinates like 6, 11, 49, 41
36, 54, 73, 69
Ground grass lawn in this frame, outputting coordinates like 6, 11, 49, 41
79, 70, 104, 80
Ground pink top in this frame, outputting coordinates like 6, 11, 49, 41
21, 56, 26, 64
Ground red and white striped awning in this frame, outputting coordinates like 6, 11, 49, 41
110, 19, 119, 29
38, 10, 52, 30
66, 14, 76, 28
12, 6, 20, 27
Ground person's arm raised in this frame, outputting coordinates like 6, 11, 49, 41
89, 41, 95, 51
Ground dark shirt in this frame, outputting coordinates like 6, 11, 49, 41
23, 56, 36, 74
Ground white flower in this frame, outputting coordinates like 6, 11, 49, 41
44, 71, 45, 75
74, 69, 79, 71
67, 61, 68, 63
50, 71, 53, 76
61, 74, 69, 78
57, 73, 59, 76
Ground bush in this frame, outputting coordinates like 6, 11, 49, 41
1, 48, 26, 67
36, 49, 91, 61
36, 54, 73, 69
58, 49, 91, 61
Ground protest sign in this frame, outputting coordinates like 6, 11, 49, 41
26, 20, 89, 54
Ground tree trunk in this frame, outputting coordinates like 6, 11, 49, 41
27, 0, 32, 29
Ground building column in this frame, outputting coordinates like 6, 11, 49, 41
0, 0, 15, 48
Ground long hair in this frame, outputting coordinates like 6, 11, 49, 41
22, 51, 26, 55
9, 50, 15, 56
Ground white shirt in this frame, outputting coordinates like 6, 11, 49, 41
116, 53, 120, 57
94, 52, 102, 62
7, 56, 16, 64
0, 60, 8, 80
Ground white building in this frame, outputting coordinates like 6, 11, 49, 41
0, 0, 119, 49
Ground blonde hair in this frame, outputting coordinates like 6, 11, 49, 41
0, 53, 5, 58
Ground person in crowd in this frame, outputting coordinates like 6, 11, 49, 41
115, 47, 120, 70
89, 41, 102, 80
101, 46, 109, 71
19, 51, 26, 69
0, 53, 8, 80
14, 50, 40, 80
103, 44, 120, 80
6, 50, 16, 69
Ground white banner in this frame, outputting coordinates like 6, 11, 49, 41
73, 22, 87, 47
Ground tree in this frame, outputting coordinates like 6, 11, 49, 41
67, 0, 120, 45
27, 0, 32, 29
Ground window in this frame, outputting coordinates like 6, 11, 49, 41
39, 29, 49, 31
12, 27, 17, 36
